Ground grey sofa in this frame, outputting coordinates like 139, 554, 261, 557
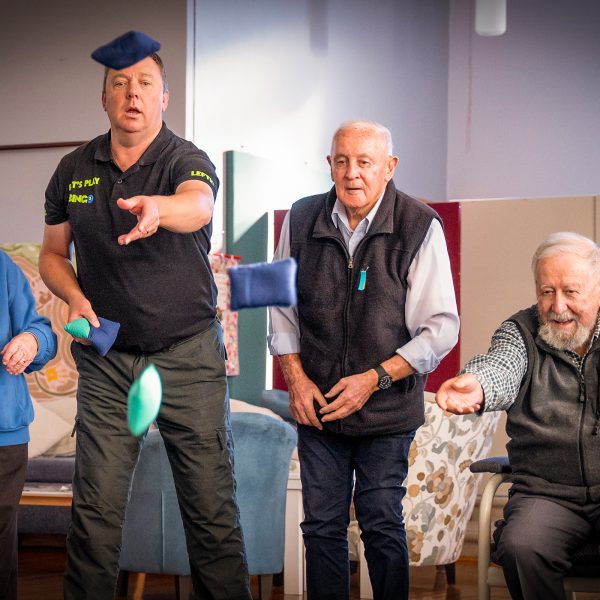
18, 456, 75, 535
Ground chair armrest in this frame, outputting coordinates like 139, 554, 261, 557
470, 456, 512, 474
261, 389, 293, 422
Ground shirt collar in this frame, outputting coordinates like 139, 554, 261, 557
331, 192, 385, 234
93, 122, 168, 166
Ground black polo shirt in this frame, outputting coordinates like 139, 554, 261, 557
45, 123, 220, 353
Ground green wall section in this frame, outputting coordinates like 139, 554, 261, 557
224, 151, 330, 403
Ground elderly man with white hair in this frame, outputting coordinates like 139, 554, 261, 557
436, 231, 600, 600
269, 120, 459, 600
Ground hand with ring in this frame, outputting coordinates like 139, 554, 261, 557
116, 195, 160, 246
1, 332, 39, 376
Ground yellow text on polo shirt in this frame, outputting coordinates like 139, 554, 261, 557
68, 176, 101, 204
69, 177, 100, 191
190, 171, 215, 187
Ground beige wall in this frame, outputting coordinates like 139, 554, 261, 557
458, 196, 598, 456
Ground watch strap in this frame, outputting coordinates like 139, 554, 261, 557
374, 365, 390, 380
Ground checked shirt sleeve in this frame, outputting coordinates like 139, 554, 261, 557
460, 320, 528, 412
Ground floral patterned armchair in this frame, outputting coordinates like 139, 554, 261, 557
351, 391, 500, 597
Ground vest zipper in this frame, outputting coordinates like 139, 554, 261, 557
342, 248, 353, 377
583, 359, 600, 435
578, 366, 590, 494
318, 231, 381, 433
340, 243, 355, 433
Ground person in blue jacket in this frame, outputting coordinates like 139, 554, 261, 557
0, 249, 57, 600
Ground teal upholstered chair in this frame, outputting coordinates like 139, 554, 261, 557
118, 412, 297, 599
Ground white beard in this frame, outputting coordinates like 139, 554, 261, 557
538, 310, 593, 353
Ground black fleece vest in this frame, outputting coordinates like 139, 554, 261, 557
289, 181, 439, 436
508, 306, 600, 504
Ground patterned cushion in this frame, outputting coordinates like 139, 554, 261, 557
349, 391, 500, 566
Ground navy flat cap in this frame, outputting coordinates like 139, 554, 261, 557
91, 31, 160, 70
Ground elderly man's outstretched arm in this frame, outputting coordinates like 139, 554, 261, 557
435, 373, 483, 414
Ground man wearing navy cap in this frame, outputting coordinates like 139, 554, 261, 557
40, 32, 251, 599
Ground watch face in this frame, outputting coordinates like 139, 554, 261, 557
378, 375, 393, 390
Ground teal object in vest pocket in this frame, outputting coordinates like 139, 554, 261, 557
358, 269, 367, 291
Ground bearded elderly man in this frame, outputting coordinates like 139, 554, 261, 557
436, 231, 600, 600
269, 120, 459, 600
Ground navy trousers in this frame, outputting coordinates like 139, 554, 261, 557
298, 424, 415, 600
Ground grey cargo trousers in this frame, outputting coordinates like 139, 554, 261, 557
63, 321, 251, 600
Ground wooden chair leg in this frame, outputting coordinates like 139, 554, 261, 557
434, 563, 456, 587
445, 562, 456, 585
128, 572, 146, 600
258, 574, 273, 600
176, 575, 194, 600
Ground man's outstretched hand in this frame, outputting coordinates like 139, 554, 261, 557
435, 373, 483, 414
117, 196, 160, 245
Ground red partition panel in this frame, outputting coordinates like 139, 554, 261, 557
426, 201, 461, 393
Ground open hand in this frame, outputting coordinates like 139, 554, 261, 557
435, 374, 483, 414
117, 196, 160, 245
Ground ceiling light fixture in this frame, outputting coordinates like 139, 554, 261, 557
475, 0, 507, 37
